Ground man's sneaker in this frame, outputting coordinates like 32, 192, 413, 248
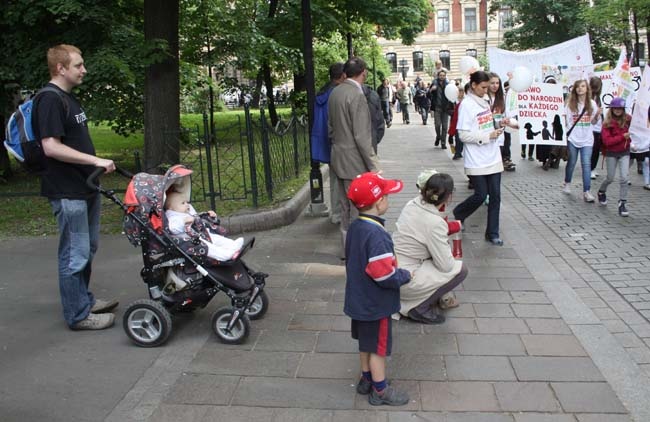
618, 201, 629, 217
590, 171, 598, 179
597, 191, 607, 205
562, 183, 571, 194
368, 385, 410, 406
71, 313, 115, 330
644, 184, 650, 191
583, 191, 595, 203
91, 298, 119, 314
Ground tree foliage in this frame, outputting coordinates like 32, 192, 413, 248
0, 0, 156, 136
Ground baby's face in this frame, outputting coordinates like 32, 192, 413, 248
167, 194, 190, 213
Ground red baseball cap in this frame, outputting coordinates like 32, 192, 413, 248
347, 172, 404, 208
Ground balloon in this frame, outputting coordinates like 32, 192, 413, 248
459, 56, 480, 75
509, 66, 534, 92
444, 83, 459, 102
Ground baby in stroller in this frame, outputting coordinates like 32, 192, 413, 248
164, 190, 244, 262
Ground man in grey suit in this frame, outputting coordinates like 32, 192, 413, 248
328, 57, 380, 255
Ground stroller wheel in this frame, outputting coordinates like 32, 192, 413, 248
245, 290, 269, 320
211, 307, 250, 344
123, 299, 172, 347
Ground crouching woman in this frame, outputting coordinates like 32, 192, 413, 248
393, 171, 469, 324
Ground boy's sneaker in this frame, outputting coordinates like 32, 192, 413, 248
618, 201, 629, 217
597, 191, 607, 205
91, 298, 119, 314
562, 183, 571, 194
71, 313, 115, 330
356, 378, 391, 395
583, 191, 595, 203
369, 385, 410, 406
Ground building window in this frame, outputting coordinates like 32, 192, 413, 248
386, 52, 397, 73
412, 51, 424, 72
464, 8, 477, 32
439, 49, 451, 71
499, 7, 512, 29
437, 10, 449, 33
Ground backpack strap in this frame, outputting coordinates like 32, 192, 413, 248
34, 86, 70, 119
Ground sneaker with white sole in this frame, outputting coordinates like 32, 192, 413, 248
597, 191, 607, 205
590, 171, 598, 179
91, 298, 119, 314
562, 183, 571, 194
71, 313, 115, 330
583, 191, 595, 203
618, 201, 629, 217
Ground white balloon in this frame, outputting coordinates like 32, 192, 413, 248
459, 56, 480, 75
444, 83, 459, 102
509, 66, 534, 92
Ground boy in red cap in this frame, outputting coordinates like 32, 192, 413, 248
344, 172, 412, 406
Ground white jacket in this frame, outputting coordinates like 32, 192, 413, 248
393, 197, 463, 316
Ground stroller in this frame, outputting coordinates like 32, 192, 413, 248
87, 164, 269, 347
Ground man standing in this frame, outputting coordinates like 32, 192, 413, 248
311, 62, 346, 224
33, 44, 118, 330
429, 70, 451, 148
376, 78, 393, 128
328, 57, 380, 253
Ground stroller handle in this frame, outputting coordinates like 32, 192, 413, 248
86, 166, 133, 191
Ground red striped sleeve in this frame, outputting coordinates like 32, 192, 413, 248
365, 252, 397, 282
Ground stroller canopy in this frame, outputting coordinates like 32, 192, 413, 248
122, 165, 193, 246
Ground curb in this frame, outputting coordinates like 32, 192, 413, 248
220, 165, 328, 234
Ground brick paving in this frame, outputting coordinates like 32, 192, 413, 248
138, 121, 650, 421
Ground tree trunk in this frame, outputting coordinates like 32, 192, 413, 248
263, 62, 278, 126
144, 0, 180, 173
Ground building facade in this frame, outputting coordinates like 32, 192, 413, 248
377, 0, 509, 83
377, 1, 648, 85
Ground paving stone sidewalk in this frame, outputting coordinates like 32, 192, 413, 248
117, 120, 650, 422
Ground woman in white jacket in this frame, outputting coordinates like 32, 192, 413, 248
393, 171, 468, 324
452, 70, 517, 246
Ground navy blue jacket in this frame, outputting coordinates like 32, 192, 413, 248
311, 86, 333, 163
344, 214, 411, 321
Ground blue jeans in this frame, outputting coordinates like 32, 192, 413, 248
50, 195, 101, 327
453, 172, 502, 239
565, 142, 593, 192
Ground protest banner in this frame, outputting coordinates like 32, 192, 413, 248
488, 35, 593, 83
596, 68, 641, 112
516, 83, 566, 145
541, 62, 609, 89
629, 64, 650, 153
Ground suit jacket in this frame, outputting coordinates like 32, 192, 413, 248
327, 79, 379, 180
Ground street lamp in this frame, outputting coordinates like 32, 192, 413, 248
399, 59, 409, 81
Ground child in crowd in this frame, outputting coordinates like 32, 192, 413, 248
562, 79, 601, 202
344, 172, 411, 406
448, 84, 465, 160
597, 97, 632, 216
164, 191, 243, 261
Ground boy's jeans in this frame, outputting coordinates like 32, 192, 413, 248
565, 142, 593, 192
50, 195, 101, 327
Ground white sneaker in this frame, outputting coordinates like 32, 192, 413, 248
562, 183, 571, 194
583, 191, 595, 203
590, 171, 598, 179
72, 313, 115, 330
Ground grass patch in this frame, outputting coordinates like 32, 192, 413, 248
0, 107, 309, 238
